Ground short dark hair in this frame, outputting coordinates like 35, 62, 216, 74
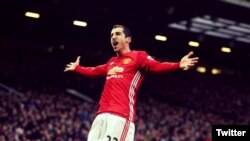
112, 24, 132, 38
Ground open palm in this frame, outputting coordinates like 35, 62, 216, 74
64, 56, 81, 72
180, 52, 199, 70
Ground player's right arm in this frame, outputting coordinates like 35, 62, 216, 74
64, 56, 107, 77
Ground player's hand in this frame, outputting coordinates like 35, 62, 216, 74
64, 56, 81, 72
180, 51, 199, 70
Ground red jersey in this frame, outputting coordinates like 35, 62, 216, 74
75, 51, 180, 122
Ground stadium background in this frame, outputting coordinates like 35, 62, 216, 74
0, 0, 250, 141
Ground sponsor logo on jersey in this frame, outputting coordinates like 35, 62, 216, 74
107, 66, 124, 79
108, 66, 124, 75
123, 58, 132, 64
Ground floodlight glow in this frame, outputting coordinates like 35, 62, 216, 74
188, 41, 200, 47
221, 47, 231, 53
155, 35, 167, 41
73, 20, 87, 27
25, 12, 40, 19
197, 66, 206, 73
211, 68, 221, 75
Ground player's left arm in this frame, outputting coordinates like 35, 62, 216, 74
140, 51, 199, 73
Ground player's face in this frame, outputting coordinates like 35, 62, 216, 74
110, 27, 130, 53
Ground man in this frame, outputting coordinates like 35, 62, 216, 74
64, 25, 199, 141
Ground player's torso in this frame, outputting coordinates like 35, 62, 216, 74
107, 52, 140, 80
98, 51, 144, 118
104, 51, 142, 95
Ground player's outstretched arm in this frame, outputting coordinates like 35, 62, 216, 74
180, 51, 199, 70
64, 56, 81, 72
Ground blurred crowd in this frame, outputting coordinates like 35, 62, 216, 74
1, 79, 249, 141
0, 90, 213, 141
0, 90, 93, 141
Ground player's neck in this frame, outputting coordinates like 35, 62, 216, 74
116, 46, 131, 56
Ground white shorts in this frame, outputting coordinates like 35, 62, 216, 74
87, 113, 135, 141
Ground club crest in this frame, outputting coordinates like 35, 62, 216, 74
123, 58, 132, 64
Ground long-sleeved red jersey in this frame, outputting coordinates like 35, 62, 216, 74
75, 51, 180, 122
